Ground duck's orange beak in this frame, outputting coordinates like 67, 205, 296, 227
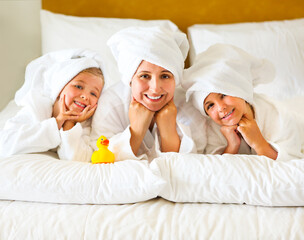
101, 139, 109, 146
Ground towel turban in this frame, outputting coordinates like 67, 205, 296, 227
107, 26, 189, 86
15, 48, 105, 106
182, 43, 275, 116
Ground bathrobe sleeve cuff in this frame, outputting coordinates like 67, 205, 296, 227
154, 121, 196, 158
108, 125, 147, 161
58, 122, 93, 162
268, 141, 292, 161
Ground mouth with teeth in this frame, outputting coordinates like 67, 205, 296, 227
145, 94, 163, 101
74, 101, 87, 109
221, 109, 234, 120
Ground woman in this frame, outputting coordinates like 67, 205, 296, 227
91, 26, 207, 161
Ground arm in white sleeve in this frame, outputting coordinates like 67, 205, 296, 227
154, 121, 196, 158
57, 122, 94, 162
264, 115, 304, 161
174, 87, 208, 154
108, 125, 147, 161
254, 94, 304, 161
205, 120, 227, 155
0, 107, 61, 157
91, 83, 144, 161
174, 121, 196, 153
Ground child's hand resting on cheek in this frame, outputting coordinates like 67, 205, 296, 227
53, 95, 97, 131
221, 125, 241, 154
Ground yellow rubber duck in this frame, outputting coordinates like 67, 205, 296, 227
91, 135, 115, 164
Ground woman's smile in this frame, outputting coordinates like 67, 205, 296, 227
221, 108, 235, 120
145, 94, 163, 101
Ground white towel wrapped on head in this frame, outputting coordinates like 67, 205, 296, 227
107, 26, 189, 86
182, 44, 275, 116
15, 48, 106, 107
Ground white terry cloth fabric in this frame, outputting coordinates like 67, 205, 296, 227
182, 43, 275, 116
107, 26, 189, 86
15, 48, 106, 106
205, 93, 304, 161
91, 82, 207, 161
182, 43, 303, 161
0, 49, 105, 161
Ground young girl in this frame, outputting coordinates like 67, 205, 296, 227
182, 43, 304, 161
91, 26, 207, 161
0, 49, 105, 162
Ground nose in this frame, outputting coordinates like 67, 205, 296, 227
149, 77, 161, 93
80, 94, 88, 100
217, 101, 227, 112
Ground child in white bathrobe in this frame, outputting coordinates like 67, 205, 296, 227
0, 49, 105, 161
91, 26, 207, 161
182, 43, 304, 161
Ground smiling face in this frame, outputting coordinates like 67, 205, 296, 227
204, 93, 247, 126
130, 60, 175, 112
59, 72, 104, 112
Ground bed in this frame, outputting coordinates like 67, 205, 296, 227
1, 0, 304, 239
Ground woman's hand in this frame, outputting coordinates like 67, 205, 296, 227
221, 125, 241, 154
129, 98, 155, 155
155, 99, 177, 136
129, 97, 155, 134
155, 99, 180, 152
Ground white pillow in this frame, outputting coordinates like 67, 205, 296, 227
187, 19, 304, 99
0, 153, 165, 204
151, 152, 304, 206
40, 10, 179, 88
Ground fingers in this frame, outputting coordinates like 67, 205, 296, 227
238, 116, 249, 126
166, 98, 175, 107
85, 104, 97, 118
242, 104, 254, 120
130, 97, 138, 104
60, 95, 67, 112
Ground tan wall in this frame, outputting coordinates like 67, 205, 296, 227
0, 0, 41, 110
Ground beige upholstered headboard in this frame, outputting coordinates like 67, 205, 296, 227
42, 0, 304, 32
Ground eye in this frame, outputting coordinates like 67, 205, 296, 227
90, 92, 98, 97
75, 85, 83, 90
161, 73, 173, 79
220, 94, 226, 99
139, 74, 150, 79
206, 103, 214, 111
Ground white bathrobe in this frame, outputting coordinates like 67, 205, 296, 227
206, 94, 304, 161
0, 48, 105, 161
91, 82, 207, 162
0, 97, 93, 162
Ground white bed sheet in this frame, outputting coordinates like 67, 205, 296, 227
1, 198, 304, 240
